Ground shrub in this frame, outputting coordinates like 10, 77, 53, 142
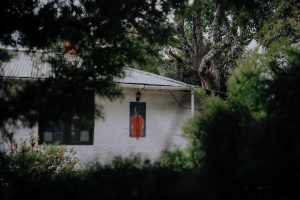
5, 133, 78, 175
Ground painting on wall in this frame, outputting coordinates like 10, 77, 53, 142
129, 102, 146, 138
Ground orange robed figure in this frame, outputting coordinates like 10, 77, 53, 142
130, 104, 145, 138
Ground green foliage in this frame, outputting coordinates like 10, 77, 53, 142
0, 134, 79, 199
0, 0, 187, 130
0, 49, 12, 65
182, 37, 300, 198
104, 155, 152, 170
5, 134, 78, 176
258, 0, 300, 47
182, 113, 203, 167
227, 0, 277, 43
0, 151, 202, 200
227, 53, 268, 121
1, 1, 300, 199
182, 2, 300, 193
155, 0, 280, 88
159, 148, 194, 170
264, 48, 300, 166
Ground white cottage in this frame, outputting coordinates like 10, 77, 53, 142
0, 51, 196, 163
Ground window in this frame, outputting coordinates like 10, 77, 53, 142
70, 115, 91, 143
39, 114, 94, 145
38, 93, 94, 145
43, 120, 64, 143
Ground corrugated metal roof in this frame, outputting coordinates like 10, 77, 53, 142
0, 50, 193, 90
116, 68, 192, 89
0, 51, 53, 78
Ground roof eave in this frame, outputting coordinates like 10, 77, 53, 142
117, 83, 193, 91
0, 76, 195, 91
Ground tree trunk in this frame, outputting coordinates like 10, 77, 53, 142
173, 0, 240, 93
198, 0, 228, 92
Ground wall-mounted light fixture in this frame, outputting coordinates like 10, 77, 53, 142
136, 91, 141, 102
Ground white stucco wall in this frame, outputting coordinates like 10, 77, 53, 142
0, 87, 193, 164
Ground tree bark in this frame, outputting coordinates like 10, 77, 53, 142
198, 0, 229, 92
191, 0, 206, 71
173, 0, 243, 92
177, 19, 194, 63
192, 15, 206, 71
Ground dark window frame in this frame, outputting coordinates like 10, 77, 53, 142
38, 93, 94, 145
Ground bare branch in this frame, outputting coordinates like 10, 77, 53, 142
212, 0, 229, 43
192, 15, 204, 52
177, 19, 194, 59
192, 14, 207, 71
192, 0, 204, 53
168, 50, 191, 67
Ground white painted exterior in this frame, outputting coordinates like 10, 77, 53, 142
1, 87, 193, 164
0, 50, 196, 164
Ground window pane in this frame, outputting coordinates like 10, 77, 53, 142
40, 95, 94, 144
45, 121, 55, 131
45, 121, 63, 131
44, 132, 53, 142
53, 132, 63, 142
81, 119, 90, 130
71, 131, 81, 142
71, 119, 81, 131
54, 121, 63, 131
80, 131, 89, 142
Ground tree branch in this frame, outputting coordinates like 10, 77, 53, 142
212, 0, 229, 43
192, 0, 204, 53
192, 15, 204, 52
177, 19, 194, 60
168, 50, 191, 67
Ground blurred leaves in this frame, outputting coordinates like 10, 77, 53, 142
182, 42, 300, 200
0, 0, 186, 129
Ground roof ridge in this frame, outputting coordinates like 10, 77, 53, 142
1, 47, 52, 53
1, 48, 80, 59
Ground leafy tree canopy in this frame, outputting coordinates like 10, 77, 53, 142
146, 0, 295, 92
0, 0, 185, 129
183, 0, 300, 198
